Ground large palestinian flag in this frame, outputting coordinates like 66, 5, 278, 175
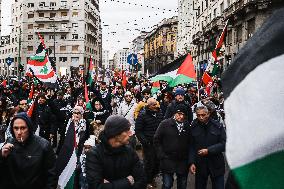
151, 54, 196, 87
26, 34, 57, 86
56, 120, 77, 189
222, 8, 284, 189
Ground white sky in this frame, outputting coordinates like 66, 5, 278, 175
1, 0, 178, 57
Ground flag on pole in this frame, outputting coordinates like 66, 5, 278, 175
212, 20, 228, 62
26, 33, 57, 87
202, 72, 213, 85
28, 84, 34, 104
56, 120, 77, 189
27, 100, 35, 118
222, 8, 284, 189
87, 56, 94, 86
85, 82, 92, 111
151, 81, 160, 94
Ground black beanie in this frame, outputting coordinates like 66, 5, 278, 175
104, 115, 131, 139
175, 104, 188, 116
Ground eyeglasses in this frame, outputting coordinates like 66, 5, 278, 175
20, 103, 27, 105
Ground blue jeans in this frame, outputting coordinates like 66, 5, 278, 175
162, 173, 188, 189
195, 174, 224, 189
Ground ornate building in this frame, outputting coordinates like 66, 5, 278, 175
144, 16, 178, 75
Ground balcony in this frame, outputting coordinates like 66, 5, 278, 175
223, 0, 271, 20
192, 31, 203, 45
35, 16, 70, 23
36, 5, 70, 11
34, 28, 70, 33
87, 30, 98, 38
203, 16, 224, 34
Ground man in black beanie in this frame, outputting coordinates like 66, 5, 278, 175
86, 115, 147, 189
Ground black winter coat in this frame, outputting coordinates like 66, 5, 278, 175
135, 108, 164, 146
0, 113, 58, 189
189, 118, 226, 177
164, 100, 193, 123
86, 132, 147, 189
154, 118, 190, 174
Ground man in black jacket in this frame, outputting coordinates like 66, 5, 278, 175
154, 104, 190, 189
189, 106, 226, 189
164, 88, 193, 123
0, 112, 58, 189
86, 115, 146, 189
135, 98, 164, 188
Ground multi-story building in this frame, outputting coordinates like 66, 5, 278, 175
109, 59, 114, 70
113, 48, 130, 70
0, 0, 102, 77
0, 35, 12, 75
102, 50, 109, 69
144, 16, 178, 75
179, 0, 283, 72
0, 0, 2, 36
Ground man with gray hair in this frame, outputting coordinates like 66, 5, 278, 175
189, 105, 226, 189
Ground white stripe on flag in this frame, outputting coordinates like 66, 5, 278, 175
225, 54, 284, 169
58, 150, 77, 188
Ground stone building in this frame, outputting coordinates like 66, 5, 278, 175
144, 16, 178, 75
0, 0, 102, 77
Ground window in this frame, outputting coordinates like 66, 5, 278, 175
50, 2, 56, 7
72, 23, 78, 28
28, 24, 33, 29
61, 34, 67, 39
220, 2, 224, 13
28, 46, 33, 51
60, 46, 66, 51
61, 23, 67, 28
72, 12, 78, 17
61, 1, 67, 6
72, 34, 78, 39
227, 0, 231, 7
59, 57, 67, 62
50, 13, 56, 18
39, 2, 45, 7
247, 18, 255, 39
28, 3, 34, 8
28, 35, 33, 40
227, 30, 232, 45
38, 24, 44, 28
72, 45, 79, 51
49, 35, 55, 40
61, 12, 68, 17
28, 14, 34, 18
236, 25, 242, 43
39, 12, 44, 17
213, 8, 217, 18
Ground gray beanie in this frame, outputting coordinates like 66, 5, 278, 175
104, 115, 131, 139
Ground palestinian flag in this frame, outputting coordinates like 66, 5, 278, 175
26, 33, 57, 87
222, 8, 284, 189
85, 82, 92, 111
212, 20, 228, 62
56, 120, 77, 189
151, 81, 160, 94
151, 54, 196, 87
87, 56, 94, 86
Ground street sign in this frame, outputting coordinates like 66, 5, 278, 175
6, 57, 14, 66
127, 53, 138, 65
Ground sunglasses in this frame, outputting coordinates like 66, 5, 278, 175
73, 111, 81, 115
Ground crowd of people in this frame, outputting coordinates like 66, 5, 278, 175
0, 73, 227, 189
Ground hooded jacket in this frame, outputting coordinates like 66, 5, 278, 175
86, 132, 147, 189
0, 112, 58, 189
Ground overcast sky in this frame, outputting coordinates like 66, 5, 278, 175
1, 0, 178, 58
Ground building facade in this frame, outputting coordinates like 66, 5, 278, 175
178, 0, 283, 73
0, 0, 102, 77
102, 50, 109, 69
113, 48, 130, 70
144, 16, 178, 75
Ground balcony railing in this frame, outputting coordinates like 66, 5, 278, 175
34, 28, 70, 33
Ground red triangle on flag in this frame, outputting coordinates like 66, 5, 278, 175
152, 81, 160, 88
27, 101, 35, 117
202, 72, 213, 85
177, 54, 196, 79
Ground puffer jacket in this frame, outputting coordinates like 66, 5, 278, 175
0, 112, 58, 189
86, 132, 147, 189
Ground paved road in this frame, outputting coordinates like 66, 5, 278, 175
137, 150, 229, 189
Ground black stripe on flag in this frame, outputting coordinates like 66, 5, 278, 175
222, 7, 284, 100
56, 121, 76, 176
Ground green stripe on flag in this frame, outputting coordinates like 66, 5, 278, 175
233, 151, 284, 189
170, 74, 195, 87
65, 172, 75, 189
